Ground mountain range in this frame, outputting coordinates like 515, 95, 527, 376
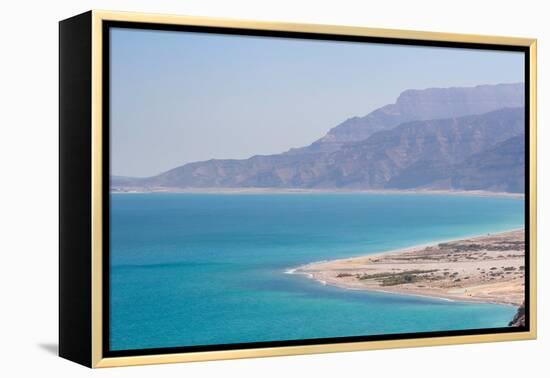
112, 83, 526, 193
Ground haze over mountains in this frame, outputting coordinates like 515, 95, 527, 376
112, 83, 526, 193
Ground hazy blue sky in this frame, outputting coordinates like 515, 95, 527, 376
110, 28, 524, 177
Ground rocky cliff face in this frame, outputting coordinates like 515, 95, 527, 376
509, 302, 526, 327
450, 134, 525, 193
325, 107, 524, 190
112, 83, 526, 193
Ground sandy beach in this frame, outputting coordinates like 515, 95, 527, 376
111, 187, 525, 198
295, 230, 525, 306
111, 186, 525, 198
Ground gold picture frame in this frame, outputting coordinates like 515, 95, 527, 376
59, 10, 537, 368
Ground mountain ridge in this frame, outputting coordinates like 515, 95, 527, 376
112, 83, 526, 193
286, 82, 524, 155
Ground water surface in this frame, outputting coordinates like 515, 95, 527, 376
110, 193, 523, 350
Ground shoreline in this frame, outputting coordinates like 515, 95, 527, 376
291, 229, 525, 307
290, 226, 525, 277
110, 187, 524, 199
286, 266, 473, 304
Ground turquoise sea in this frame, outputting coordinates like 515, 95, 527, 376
110, 193, 524, 351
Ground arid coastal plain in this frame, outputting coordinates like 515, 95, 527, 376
296, 230, 525, 309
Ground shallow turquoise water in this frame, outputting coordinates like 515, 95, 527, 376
110, 193, 524, 351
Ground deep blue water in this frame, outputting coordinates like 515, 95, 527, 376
110, 193, 524, 351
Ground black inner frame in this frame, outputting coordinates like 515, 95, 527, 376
102, 20, 531, 358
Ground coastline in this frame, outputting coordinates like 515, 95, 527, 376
111, 187, 524, 199
291, 229, 525, 307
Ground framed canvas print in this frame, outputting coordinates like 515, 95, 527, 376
59, 10, 537, 368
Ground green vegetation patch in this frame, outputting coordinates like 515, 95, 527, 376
358, 269, 439, 286
336, 273, 353, 278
